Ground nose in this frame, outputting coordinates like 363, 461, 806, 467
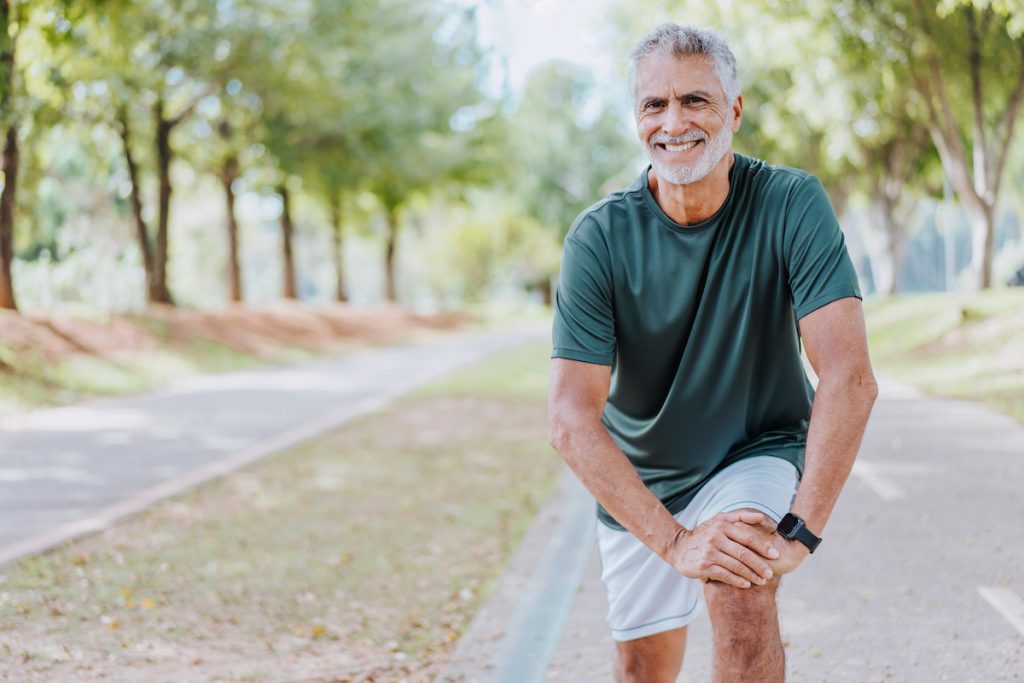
662, 101, 689, 136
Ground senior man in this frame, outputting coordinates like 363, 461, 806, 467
547, 24, 877, 683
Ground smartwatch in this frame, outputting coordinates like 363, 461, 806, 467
776, 513, 821, 553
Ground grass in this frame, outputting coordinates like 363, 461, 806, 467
0, 303, 462, 417
0, 339, 285, 417
0, 339, 560, 682
864, 288, 1024, 422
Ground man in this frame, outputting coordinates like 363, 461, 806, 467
547, 24, 878, 683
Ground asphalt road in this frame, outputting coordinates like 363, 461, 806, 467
439, 376, 1024, 682
0, 327, 545, 566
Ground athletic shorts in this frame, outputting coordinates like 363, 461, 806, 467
596, 456, 799, 642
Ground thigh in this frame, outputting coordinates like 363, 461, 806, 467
597, 520, 704, 642
686, 456, 799, 530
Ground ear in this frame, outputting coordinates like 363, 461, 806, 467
731, 94, 743, 133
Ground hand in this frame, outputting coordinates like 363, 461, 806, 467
664, 510, 781, 588
742, 516, 811, 577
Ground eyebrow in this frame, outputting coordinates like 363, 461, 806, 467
639, 89, 716, 105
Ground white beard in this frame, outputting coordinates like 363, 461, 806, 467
646, 116, 734, 186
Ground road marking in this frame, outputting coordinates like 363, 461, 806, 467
0, 466, 104, 484
978, 587, 1024, 636
851, 460, 906, 501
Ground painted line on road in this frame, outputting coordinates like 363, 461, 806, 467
851, 460, 906, 501
0, 331, 542, 567
978, 586, 1024, 637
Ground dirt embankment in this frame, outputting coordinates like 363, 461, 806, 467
0, 302, 472, 363
0, 302, 476, 415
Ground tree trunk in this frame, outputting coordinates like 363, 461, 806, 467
0, 1, 18, 312
969, 202, 995, 289
876, 203, 908, 297
874, 183, 916, 296
152, 97, 174, 305
278, 183, 297, 299
117, 107, 156, 302
384, 207, 398, 302
0, 1, 12, 114
329, 189, 346, 303
221, 156, 242, 303
0, 123, 18, 311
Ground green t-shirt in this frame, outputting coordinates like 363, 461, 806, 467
552, 153, 862, 530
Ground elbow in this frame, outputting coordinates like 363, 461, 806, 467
864, 372, 880, 405
848, 368, 879, 409
820, 365, 879, 408
548, 403, 590, 456
548, 409, 572, 454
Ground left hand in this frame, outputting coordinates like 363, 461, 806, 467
742, 515, 811, 577
768, 536, 810, 576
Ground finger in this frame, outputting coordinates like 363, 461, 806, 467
711, 549, 765, 585
717, 538, 773, 582
716, 509, 766, 526
725, 523, 781, 560
704, 563, 752, 589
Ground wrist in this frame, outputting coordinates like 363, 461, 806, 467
776, 512, 822, 554
663, 524, 690, 560
788, 537, 811, 557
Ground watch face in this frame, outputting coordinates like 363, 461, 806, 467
777, 514, 801, 537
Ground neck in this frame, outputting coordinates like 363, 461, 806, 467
648, 151, 736, 225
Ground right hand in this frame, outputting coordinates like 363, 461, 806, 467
664, 509, 781, 588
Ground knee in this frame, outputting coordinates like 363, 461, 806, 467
704, 575, 780, 625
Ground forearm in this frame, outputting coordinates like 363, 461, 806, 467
550, 413, 682, 558
790, 372, 878, 536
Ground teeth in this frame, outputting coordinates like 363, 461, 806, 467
664, 140, 699, 152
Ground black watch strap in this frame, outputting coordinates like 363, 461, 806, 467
776, 513, 821, 553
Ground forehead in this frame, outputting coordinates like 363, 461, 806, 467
634, 52, 724, 100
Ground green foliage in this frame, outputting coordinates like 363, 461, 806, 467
507, 60, 636, 237
865, 289, 1024, 421
420, 192, 561, 303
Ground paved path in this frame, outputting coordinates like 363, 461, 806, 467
0, 327, 544, 566
438, 377, 1024, 682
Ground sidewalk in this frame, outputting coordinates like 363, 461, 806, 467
438, 376, 1024, 682
0, 327, 545, 566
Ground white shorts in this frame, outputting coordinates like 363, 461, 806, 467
596, 456, 799, 642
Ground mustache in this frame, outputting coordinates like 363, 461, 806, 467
651, 130, 708, 145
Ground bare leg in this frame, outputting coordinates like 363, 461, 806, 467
613, 626, 687, 683
703, 575, 784, 682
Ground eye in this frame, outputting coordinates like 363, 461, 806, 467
643, 99, 664, 111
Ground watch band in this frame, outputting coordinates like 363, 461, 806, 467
776, 513, 821, 553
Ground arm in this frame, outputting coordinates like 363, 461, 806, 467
549, 358, 779, 588
769, 296, 879, 573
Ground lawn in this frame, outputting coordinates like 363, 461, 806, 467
0, 303, 470, 417
0, 340, 561, 682
864, 288, 1024, 422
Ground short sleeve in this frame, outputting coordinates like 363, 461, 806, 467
784, 176, 862, 320
551, 231, 616, 365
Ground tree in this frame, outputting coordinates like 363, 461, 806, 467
59, 0, 222, 305
837, 0, 1024, 288
357, 1, 490, 302
0, 0, 24, 310
508, 61, 636, 239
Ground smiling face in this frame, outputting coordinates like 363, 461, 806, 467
634, 52, 742, 187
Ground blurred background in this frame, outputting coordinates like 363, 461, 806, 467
1, 1, 1023, 681
1, 0, 1023, 317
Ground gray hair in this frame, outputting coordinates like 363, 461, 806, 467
627, 24, 740, 103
